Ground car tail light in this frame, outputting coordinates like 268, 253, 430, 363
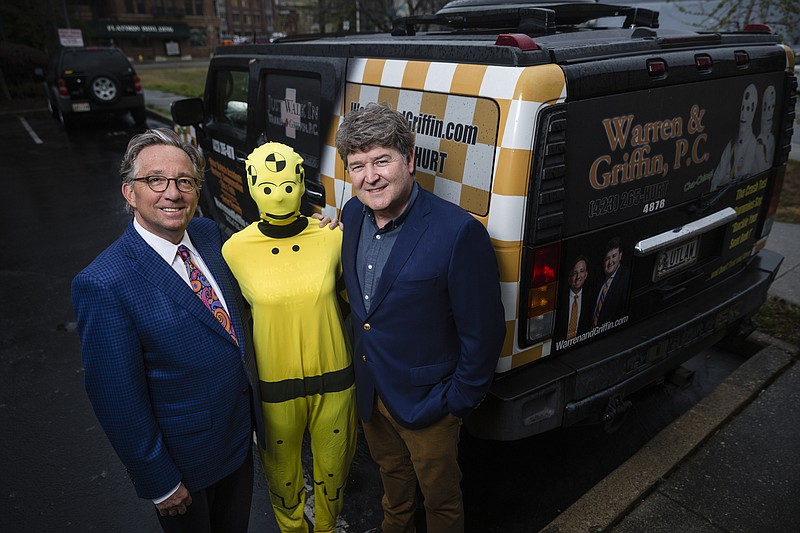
57, 78, 68, 96
646, 58, 667, 78
495, 33, 539, 51
695, 54, 712, 72
734, 50, 750, 68
133, 74, 142, 92
743, 23, 772, 33
526, 243, 560, 342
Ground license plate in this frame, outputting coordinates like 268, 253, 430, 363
654, 238, 698, 280
71, 102, 90, 112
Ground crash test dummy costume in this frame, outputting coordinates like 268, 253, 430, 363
222, 142, 356, 533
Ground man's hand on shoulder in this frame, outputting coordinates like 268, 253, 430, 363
311, 212, 344, 230
155, 482, 192, 516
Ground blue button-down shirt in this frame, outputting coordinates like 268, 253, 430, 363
356, 183, 420, 312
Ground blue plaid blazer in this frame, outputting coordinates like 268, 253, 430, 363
72, 218, 262, 500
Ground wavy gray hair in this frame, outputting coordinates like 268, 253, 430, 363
335, 102, 415, 168
120, 128, 205, 186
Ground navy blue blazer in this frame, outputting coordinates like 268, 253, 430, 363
342, 187, 506, 430
72, 218, 262, 500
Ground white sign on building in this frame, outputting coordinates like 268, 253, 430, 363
58, 28, 84, 47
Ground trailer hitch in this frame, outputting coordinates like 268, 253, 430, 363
602, 395, 632, 434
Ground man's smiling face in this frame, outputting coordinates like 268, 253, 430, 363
347, 145, 415, 228
122, 144, 199, 244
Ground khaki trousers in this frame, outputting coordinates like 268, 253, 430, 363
362, 396, 464, 533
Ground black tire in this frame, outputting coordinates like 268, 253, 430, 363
88, 74, 120, 104
58, 108, 77, 130
131, 106, 147, 125
47, 97, 59, 120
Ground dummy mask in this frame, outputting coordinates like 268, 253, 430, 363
246, 142, 305, 226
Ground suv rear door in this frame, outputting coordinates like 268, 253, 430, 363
196, 52, 347, 233
537, 43, 792, 352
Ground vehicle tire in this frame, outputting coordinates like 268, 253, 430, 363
58, 109, 77, 130
88, 74, 120, 104
47, 97, 59, 120
131, 106, 147, 125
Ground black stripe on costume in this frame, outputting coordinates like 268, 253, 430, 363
259, 364, 355, 403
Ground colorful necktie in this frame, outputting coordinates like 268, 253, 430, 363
567, 294, 579, 339
177, 245, 238, 345
593, 279, 610, 327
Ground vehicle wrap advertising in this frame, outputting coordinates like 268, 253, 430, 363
343, 83, 500, 216
565, 72, 784, 234
207, 138, 256, 233
552, 172, 770, 352
265, 74, 322, 169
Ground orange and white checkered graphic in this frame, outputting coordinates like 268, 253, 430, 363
321, 58, 567, 373
173, 124, 198, 149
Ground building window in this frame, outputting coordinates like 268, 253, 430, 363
185, 0, 203, 15
190, 27, 208, 47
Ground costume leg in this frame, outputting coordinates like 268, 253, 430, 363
362, 396, 419, 533
307, 386, 357, 532
260, 398, 309, 533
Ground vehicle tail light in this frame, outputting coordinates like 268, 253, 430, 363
646, 58, 667, 79
495, 33, 539, 51
695, 54, 712, 72
734, 50, 750, 68
133, 74, 142, 92
743, 23, 772, 33
57, 78, 68, 96
526, 243, 560, 342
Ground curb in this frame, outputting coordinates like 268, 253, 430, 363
540, 331, 800, 533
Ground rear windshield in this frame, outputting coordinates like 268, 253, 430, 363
60, 49, 131, 72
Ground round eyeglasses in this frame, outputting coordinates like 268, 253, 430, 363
132, 175, 198, 193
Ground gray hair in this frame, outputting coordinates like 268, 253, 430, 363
335, 102, 415, 167
120, 128, 205, 187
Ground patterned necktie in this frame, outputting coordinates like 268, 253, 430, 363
567, 293, 579, 339
593, 279, 610, 327
177, 245, 238, 345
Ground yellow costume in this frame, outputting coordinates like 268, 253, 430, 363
222, 142, 356, 533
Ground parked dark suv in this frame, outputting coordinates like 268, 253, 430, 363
43, 47, 146, 128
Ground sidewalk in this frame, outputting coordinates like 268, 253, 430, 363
542, 147, 800, 532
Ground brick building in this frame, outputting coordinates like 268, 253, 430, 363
67, 0, 273, 60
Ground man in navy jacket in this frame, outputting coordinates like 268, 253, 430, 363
72, 129, 262, 532
335, 103, 505, 533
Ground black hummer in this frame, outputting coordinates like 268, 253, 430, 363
173, 0, 797, 440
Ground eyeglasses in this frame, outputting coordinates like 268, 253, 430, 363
346, 157, 401, 177
132, 175, 198, 193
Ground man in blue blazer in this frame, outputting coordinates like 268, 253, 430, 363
72, 129, 262, 532
335, 103, 505, 533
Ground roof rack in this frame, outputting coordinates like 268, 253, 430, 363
391, 2, 659, 36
